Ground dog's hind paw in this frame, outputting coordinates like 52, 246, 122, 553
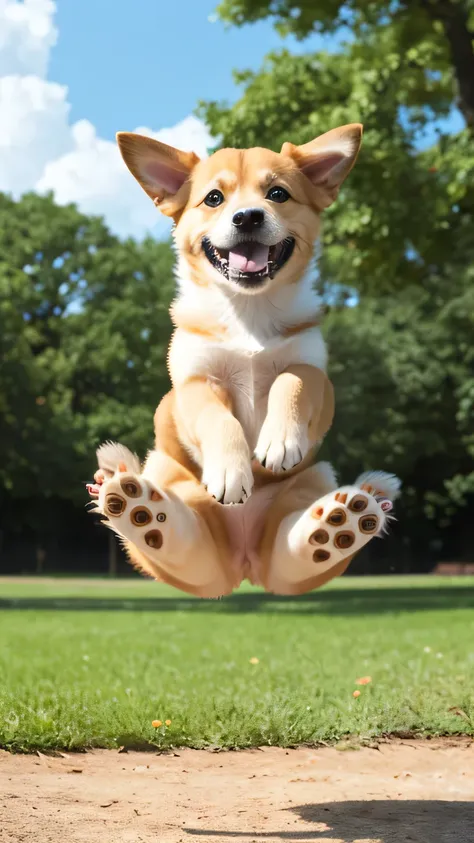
289, 483, 396, 571
92, 470, 200, 559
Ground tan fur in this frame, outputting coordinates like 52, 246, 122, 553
281, 319, 321, 337
170, 147, 322, 294
100, 125, 369, 595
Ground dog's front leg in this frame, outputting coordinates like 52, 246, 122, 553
175, 377, 253, 504
255, 365, 334, 473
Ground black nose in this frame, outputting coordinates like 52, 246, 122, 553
232, 207, 265, 232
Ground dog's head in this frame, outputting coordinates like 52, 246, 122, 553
117, 125, 362, 294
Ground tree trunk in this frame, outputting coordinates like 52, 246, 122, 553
36, 545, 46, 575
422, 0, 474, 129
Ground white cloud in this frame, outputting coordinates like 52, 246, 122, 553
0, 0, 212, 238
0, 75, 70, 194
37, 116, 213, 239
0, 0, 57, 77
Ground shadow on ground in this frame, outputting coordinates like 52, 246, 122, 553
185, 799, 474, 841
1, 586, 473, 615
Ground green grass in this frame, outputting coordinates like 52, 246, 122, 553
1, 576, 474, 751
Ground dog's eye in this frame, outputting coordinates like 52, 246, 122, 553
204, 189, 224, 208
266, 186, 290, 203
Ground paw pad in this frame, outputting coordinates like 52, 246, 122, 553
310, 528, 329, 545
326, 508, 346, 526
144, 530, 163, 549
359, 514, 379, 534
105, 494, 126, 516
313, 549, 331, 563
130, 506, 152, 526
334, 492, 347, 504
121, 477, 142, 498
348, 494, 368, 512
334, 530, 355, 549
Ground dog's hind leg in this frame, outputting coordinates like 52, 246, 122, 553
260, 463, 400, 595
91, 442, 236, 598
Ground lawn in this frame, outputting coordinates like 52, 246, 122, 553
1, 576, 474, 752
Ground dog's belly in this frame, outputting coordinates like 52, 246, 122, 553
219, 479, 292, 585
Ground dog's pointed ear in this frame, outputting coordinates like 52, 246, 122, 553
116, 132, 200, 217
281, 124, 362, 208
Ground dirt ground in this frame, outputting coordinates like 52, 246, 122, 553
1, 740, 473, 843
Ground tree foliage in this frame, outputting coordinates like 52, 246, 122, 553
0, 192, 173, 536
199, 0, 474, 548
1, 1, 473, 569
201, 2, 474, 292
217, 0, 474, 123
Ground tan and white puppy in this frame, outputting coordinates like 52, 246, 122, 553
90, 126, 400, 597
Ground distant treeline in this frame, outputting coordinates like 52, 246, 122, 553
0, 185, 472, 574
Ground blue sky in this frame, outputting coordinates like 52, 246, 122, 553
0, 0, 464, 239
49, 0, 327, 141
48, 0, 464, 145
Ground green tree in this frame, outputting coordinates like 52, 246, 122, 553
0, 192, 174, 550
199, 0, 474, 554
201, 3, 474, 292
216, 0, 474, 127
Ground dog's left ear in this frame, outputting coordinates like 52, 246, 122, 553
117, 132, 200, 217
281, 123, 362, 208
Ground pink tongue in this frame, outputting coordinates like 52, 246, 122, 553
229, 242, 269, 273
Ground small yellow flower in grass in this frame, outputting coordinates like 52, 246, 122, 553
353, 690, 361, 698
165, 719, 172, 727
355, 676, 372, 686
249, 657, 259, 665
152, 720, 162, 728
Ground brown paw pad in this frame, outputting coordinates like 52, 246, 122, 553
311, 506, 324, 519
334, 492, 347, 504
310, 528, 329, 545
105, 494, 126, 516
150, 489, 163, 502
144, 530, 163, 549
120, 477, 142, 498
359, 514, 379, 534
130, 506, 152, 526
326, 508, 346, 526
313, 549, 331, 563
348, 494, 368, 513
334, 530, 355, 550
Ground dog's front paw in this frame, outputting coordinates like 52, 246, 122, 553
202, 451, 254, 505
255, 418, 309, 473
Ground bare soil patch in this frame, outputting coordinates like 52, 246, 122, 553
1, 739, 473, 842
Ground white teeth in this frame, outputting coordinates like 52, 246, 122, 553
203, 235, 294, 283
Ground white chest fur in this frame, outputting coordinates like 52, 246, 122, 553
168, 266, 327, 450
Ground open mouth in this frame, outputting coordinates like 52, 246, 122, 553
202, 237, 295, 287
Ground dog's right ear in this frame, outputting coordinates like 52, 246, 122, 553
117, 133, 200, 217
281, 124, 362, 209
